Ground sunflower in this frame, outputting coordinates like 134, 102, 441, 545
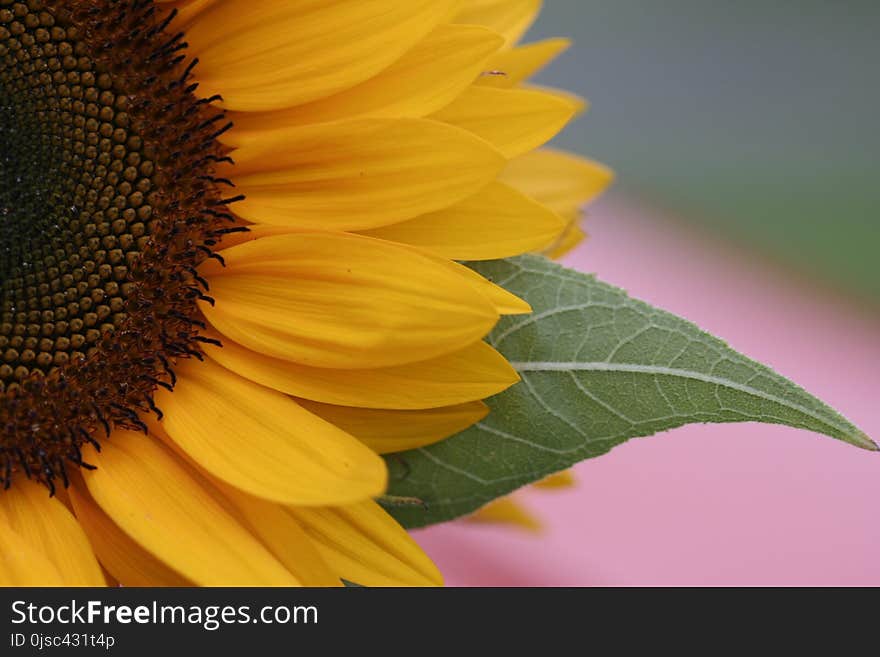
0, 0, 611, 586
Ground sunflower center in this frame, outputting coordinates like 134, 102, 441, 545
0, 1, 234, 492
0, 19, 138, 381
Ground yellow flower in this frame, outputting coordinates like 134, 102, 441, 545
0, 0, 611, 586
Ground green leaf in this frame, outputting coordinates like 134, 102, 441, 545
384, 255, 874, 528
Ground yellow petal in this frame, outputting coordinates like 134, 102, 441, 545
154, 357, 388, 506
0, 523, 65, 586
362, 181, 566, 260
425, 252, 532, 314
297, 400, 489, 454
224, 118, 505, 231
69, 484, 192, 587
226, 25, 504, 142
467, 497, 542, 532
210, 481, 342, 587
82, 431, 299, 586
477, 38, 571, 88
431, 86, 576, 158
456, 0, 542, 47
202, 332, 517, 410
289, 500, 443, 587
534, 469, 576, 489
0, 478, 105, 586
200, 232, 499, 368
501, 147, 614, 217
543, 222, 587, 259
523, 83, 589, 116
187, 0, 458, 111
215, 224, 531, 315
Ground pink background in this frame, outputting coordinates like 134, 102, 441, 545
414, 195, 880, 586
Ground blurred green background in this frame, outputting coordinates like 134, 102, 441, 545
529, 0, 879, 302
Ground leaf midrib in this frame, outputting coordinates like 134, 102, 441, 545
509, 360, 874, 449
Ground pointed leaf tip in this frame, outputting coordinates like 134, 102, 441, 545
855, 433, 879, 451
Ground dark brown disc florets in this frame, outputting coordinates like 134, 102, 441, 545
0, 0, 238, 492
